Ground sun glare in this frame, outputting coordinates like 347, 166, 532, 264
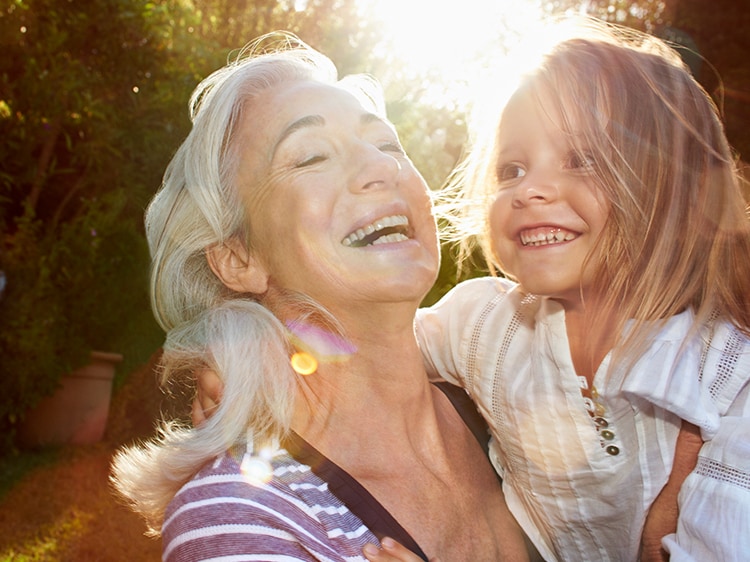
359, 0, 549, 108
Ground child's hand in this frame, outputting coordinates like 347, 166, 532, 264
362, 538, 436, 562
191, 368, 224, 426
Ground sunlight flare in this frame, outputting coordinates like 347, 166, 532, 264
359, 0, 549, 108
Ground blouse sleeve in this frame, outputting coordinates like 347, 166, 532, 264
663, 383, 750, 561
415, 277, 514, 387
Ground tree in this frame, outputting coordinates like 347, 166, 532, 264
0, 0, 182, 450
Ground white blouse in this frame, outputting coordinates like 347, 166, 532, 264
416, 277, 750, 561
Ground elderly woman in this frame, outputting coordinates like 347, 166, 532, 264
110, 34, 533, 561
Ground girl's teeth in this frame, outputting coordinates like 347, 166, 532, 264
521, 228, 576, 246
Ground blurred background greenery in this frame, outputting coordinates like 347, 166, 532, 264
0, 0, 747, 452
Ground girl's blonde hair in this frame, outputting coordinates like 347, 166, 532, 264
451, 18, 750, 369
111, 32, 385, 534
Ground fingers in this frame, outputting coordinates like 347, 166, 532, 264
191, 368, 224, 427
196, 368, 224, 402
363, 537, 430, 562
191, 396, 217, 427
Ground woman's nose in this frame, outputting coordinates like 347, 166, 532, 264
351, 143, 402, 192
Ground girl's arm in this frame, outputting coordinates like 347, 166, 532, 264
416, 277, 515, 385
640, 421, 702, 562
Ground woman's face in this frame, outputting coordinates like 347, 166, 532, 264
234, 80, 439, 313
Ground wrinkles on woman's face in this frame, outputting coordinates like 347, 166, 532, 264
231, 80, 440, 315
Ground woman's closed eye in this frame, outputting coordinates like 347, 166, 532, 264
378, 140, 405, 155
294, 154, 328, 168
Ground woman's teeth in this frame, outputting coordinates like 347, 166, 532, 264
342, 215, 409, 247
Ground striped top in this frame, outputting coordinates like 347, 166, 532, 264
416, 277, 750, 562
162, 446, 379, 561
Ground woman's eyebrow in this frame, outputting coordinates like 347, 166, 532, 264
273, 114, 325, 154
272, 112, 391, 157
361, 112, 391, 129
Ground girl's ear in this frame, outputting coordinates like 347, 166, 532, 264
206, 237, 269, 295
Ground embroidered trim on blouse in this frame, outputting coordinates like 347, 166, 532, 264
695, 456, 750, 491
710, 328, 744, 401
466, 290, 508, 394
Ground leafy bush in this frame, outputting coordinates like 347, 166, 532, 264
0, 194, 161, 450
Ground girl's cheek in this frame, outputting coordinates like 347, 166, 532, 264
488, 194, 510, 241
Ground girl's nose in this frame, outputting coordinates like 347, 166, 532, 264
511, 171, 559, 208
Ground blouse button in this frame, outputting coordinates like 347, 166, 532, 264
600, 429, 615, 441
594, 417, 608, 428
606, 445, 620, 456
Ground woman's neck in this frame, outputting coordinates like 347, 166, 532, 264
290, 324, 439, 461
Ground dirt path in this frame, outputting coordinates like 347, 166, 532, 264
0, 443, 161, 561
0, 351, 180, 561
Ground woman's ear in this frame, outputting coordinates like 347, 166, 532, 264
206, 237, 269, 295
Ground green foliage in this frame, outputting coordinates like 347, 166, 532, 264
0, 0, 475, 450
0, 195, 161, 449
0, 0, 182, 449
0, 446, 60, 501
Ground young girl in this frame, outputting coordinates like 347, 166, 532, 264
412, 20, 750, 562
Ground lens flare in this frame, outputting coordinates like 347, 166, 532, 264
291, 351, 318, 375
285, 320, 357, 375
241, 453, 273, 485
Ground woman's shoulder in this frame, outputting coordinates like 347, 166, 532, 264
165, 450, 298, 522
162, 449, 370, 561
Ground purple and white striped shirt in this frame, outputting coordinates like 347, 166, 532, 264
162, 447, 379, 561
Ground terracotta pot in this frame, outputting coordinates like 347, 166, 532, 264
18, 351, 123, 447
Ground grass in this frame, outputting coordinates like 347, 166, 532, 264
0, 444, 161, 561
0, 449, 61, 501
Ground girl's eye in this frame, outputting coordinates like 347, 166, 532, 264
294, 154, 327, 168
496, 163, 526, 183
565, 150, 596, 172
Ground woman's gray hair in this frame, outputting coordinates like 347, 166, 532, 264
111, 32, 386, 533
149, 33, 337, 332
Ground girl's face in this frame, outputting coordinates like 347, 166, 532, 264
233, 81, 439, 315
488, 84, 610, 310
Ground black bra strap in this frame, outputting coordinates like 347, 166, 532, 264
284, 381, 494, 561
